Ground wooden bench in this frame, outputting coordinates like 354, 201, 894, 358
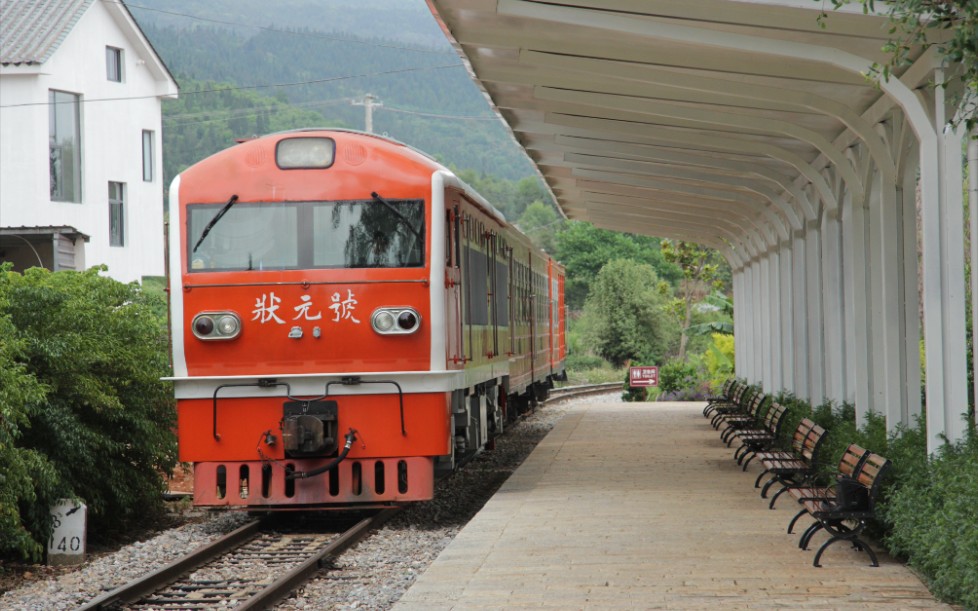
716, 391, 767, 443
785, 443, 871, 534
727, 401, 789, 467
707, 382, 751, 426
754, 420, 829, 508
703, 379, 739, 417
795, 452, 892, 567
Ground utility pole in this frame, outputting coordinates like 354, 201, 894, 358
352, 93, 382, 133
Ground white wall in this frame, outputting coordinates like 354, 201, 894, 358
0, 0, 172, 283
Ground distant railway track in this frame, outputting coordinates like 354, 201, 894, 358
78, 509, 398, 611
549, 381, 621, 401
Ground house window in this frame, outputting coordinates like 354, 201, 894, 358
142, 130, 154, 182
49, 90, 82, 202
106, 47, 123, 82
109, 182, 125, 246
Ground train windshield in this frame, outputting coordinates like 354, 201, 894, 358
187, 199, 425, 272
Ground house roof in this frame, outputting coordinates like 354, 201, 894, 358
0, 0, 94, 66
0, 0, 177, 92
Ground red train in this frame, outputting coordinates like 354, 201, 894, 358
167, 129, 566, 509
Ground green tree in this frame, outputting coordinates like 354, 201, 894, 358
516, 200, 561, 253
0, 267, 177, 559
513, 176, 550, 218
0, 287, 54, 561
686, 291, 735, 337
555, 221, 681, 310
581, 259, 674, 367
661, 240, 724, 361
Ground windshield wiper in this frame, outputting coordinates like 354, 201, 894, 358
193, 194, 239, 253
371, 192, 423, 242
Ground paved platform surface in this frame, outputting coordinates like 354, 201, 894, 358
394, 399, 951, 610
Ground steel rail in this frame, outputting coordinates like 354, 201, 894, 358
78, 508, 398, 610
548, 381, 621, 400
236, 507, 399, 610
78, 519, 263, 610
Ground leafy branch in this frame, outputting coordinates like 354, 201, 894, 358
819, 0, 978, 130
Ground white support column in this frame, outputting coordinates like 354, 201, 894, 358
921, 71, 969, 453
970, 132, 978, 424
768, 248, 783, 393
899, 159, 923, 424
752, 259, 764, 384
842, 189, 872, 415
805, 220, 825, 406
779, 241, 794, 393
791, 232, 809, 398
869, 155, 908, 432
760, 253, 773, 387
821, 208, 847, 404
733, 268, 746, 377
741, 264, 754, 380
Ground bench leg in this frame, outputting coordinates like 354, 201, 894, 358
733, 443, 749, 462
800, 521, 824, 550
754, 469, 772, 489
768, 485, 789, 509
811, 520, 878, 567
787, 508, 808, 534
760, 476, 782, 499
741, 453, 757, 471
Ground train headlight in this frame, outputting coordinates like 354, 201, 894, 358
192, 311, 242, 340
372, 310, 396, 333
371, 307, 421, 335
217, 315, 240, 336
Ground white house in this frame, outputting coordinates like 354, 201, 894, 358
0, 0, 178, 283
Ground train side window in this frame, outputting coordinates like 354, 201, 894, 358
446, 209, 452, 266
453, 207, 461, 268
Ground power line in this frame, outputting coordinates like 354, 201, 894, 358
0, 63, 464, 109
119, 0, 457, 57
382, 106, 498, 121
163, 96, 351, 123
163, 100, 501, 129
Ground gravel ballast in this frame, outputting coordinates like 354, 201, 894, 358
2, 393, 607, 610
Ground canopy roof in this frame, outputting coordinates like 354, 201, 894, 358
426, 0, 945, 265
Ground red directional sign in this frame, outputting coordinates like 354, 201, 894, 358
629, 366, 659, 388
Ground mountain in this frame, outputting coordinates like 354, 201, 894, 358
129, 0, 448, 47
130, 1, 539, 187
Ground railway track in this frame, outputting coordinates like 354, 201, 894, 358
78, 509, 398, 611
549, 381, 621, 400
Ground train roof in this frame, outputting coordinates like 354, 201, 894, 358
254, 128, 512, 229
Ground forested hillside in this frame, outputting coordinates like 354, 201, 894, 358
131, 3, 537, 187
130, 0, 446, 46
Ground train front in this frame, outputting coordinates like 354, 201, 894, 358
167, 130, 451, 509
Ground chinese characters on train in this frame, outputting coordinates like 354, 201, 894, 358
251, 290, 360, 325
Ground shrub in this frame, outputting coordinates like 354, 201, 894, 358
566, 352, 608, 371
770, 391, 813, 451
0, 298, 55, 561
883, 430, 978, 609
656, 383, 711, 401
0, 266, 177, 560
702, 333, 734, 392
657, 359, 698, 394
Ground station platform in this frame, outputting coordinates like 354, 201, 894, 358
393, 399, 951, 610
